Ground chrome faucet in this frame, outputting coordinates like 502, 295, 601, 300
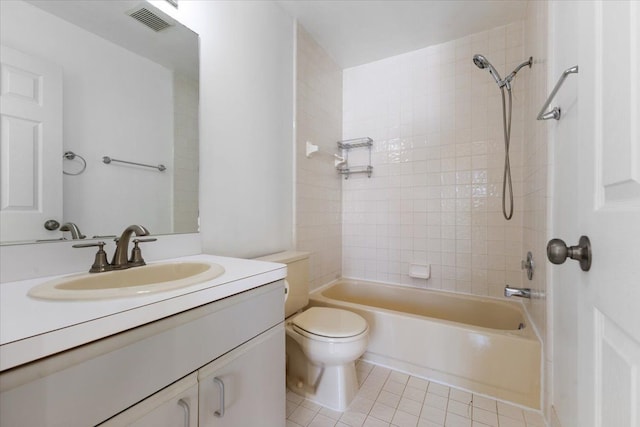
111, 225, 150, 269
60, 222, 86, 240
504, 285, 531, 299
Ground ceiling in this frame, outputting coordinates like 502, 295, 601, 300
277, 0, 528, 68
26, 0, 198, 79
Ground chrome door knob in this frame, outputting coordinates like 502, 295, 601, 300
546, 235, 592, 271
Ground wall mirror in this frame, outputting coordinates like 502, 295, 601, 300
0, 0, 199, 245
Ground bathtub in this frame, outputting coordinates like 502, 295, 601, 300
309, 279, 541, 409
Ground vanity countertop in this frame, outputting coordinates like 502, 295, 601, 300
0, 254, 286, 372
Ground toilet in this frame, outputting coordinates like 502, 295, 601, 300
256, 251, 369, 411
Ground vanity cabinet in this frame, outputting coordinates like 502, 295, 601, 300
198, 325, 285, 426
100, 373, 199, 427
100, 325, 285, 427
0, 281, 285, 427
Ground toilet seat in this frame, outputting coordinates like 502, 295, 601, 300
291, 307, 368, 343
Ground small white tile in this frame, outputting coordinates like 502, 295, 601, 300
320, 407, 344, 421
447, 400, 472, 419
497, 415, 526, 427
288, 390, 305, 404
471, 407, 497, 427
449, 389, 472, 404
384, 380, 407, 395
427, 383, 450, 398
391, 409, 419, 427
288, 420, 304, 427
349, 396, 375, 414
340, 410, 368, 427
419, 405, 446, 424
423, 393, 448, 411
377, 390, 402, 408
398, 397, 422, 416
389, 371, 410, 384
444, 412, 472, 427
403, 386, 427, 403
523, 410, 545, 426
496, 402, 524, 421
471, 395, 496, 413
310, 414, 339, 427
302, 400, 324, 412
370, 402, 396, 422
417, 419, 441, 427
287, 399, 300, 417
407, 377, 429, 391
290, 406, 318, 426
363, 416, 391, 427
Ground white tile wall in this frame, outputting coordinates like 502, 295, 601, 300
342, 23, 526, 297
296, 25, 343, 290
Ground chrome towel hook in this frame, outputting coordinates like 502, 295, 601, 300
62, 151, 87, 176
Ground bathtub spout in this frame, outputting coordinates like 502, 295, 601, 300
504, 285, 531, 298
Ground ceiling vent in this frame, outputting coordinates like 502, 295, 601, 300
127, 6, 173, 32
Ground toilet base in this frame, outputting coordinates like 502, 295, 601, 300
286, 361, 359, 412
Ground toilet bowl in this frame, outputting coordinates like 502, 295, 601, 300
285, 307, 369, 411
255, 251, 369, 411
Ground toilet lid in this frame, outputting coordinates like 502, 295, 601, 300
292, 307, 367, 338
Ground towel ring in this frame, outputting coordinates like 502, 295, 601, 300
63, 151, 87, 176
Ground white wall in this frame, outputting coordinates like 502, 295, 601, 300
1, 1, 174, 238
173, 73, 199, 234
154, 0, 294, 258
342, 23, 526, 296
523, 0, 552, 419
549, 1, 581, 426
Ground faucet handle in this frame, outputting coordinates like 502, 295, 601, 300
129, 238, 157, 267
72, 241, 112, 273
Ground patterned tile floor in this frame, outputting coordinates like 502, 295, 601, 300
286, 361, 546, 427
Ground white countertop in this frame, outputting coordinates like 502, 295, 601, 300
0, 254, 286, 371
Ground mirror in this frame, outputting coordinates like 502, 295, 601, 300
0, 0, 199, 244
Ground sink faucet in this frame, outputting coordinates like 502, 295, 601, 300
60, 222, 86, 240
111, 225, 150, 269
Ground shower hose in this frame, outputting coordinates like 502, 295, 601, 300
500, 87, 514, 220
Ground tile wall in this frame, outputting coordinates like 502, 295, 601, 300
342, 23, 526, 297
296, 26, 343, 290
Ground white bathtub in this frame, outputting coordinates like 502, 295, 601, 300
309, 279, 541, 409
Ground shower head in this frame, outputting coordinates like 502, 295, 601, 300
472, 54, 489, 69
473, 54, 533, 90
472, 54, 503, 86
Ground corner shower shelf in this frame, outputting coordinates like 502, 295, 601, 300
336, 137, 373, 179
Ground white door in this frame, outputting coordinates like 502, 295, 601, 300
553, 1, 640, 426
0, 45, 62, 242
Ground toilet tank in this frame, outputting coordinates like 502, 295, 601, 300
255, 251, 309, 317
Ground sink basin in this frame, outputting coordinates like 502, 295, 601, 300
28, 261, 225, 300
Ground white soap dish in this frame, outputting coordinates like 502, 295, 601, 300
408, 264, 430, 280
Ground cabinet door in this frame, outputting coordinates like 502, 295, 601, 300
199, 324, 285, 427
99, 373, 198, 427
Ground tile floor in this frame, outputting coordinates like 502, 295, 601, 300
286, 361, 546, 427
